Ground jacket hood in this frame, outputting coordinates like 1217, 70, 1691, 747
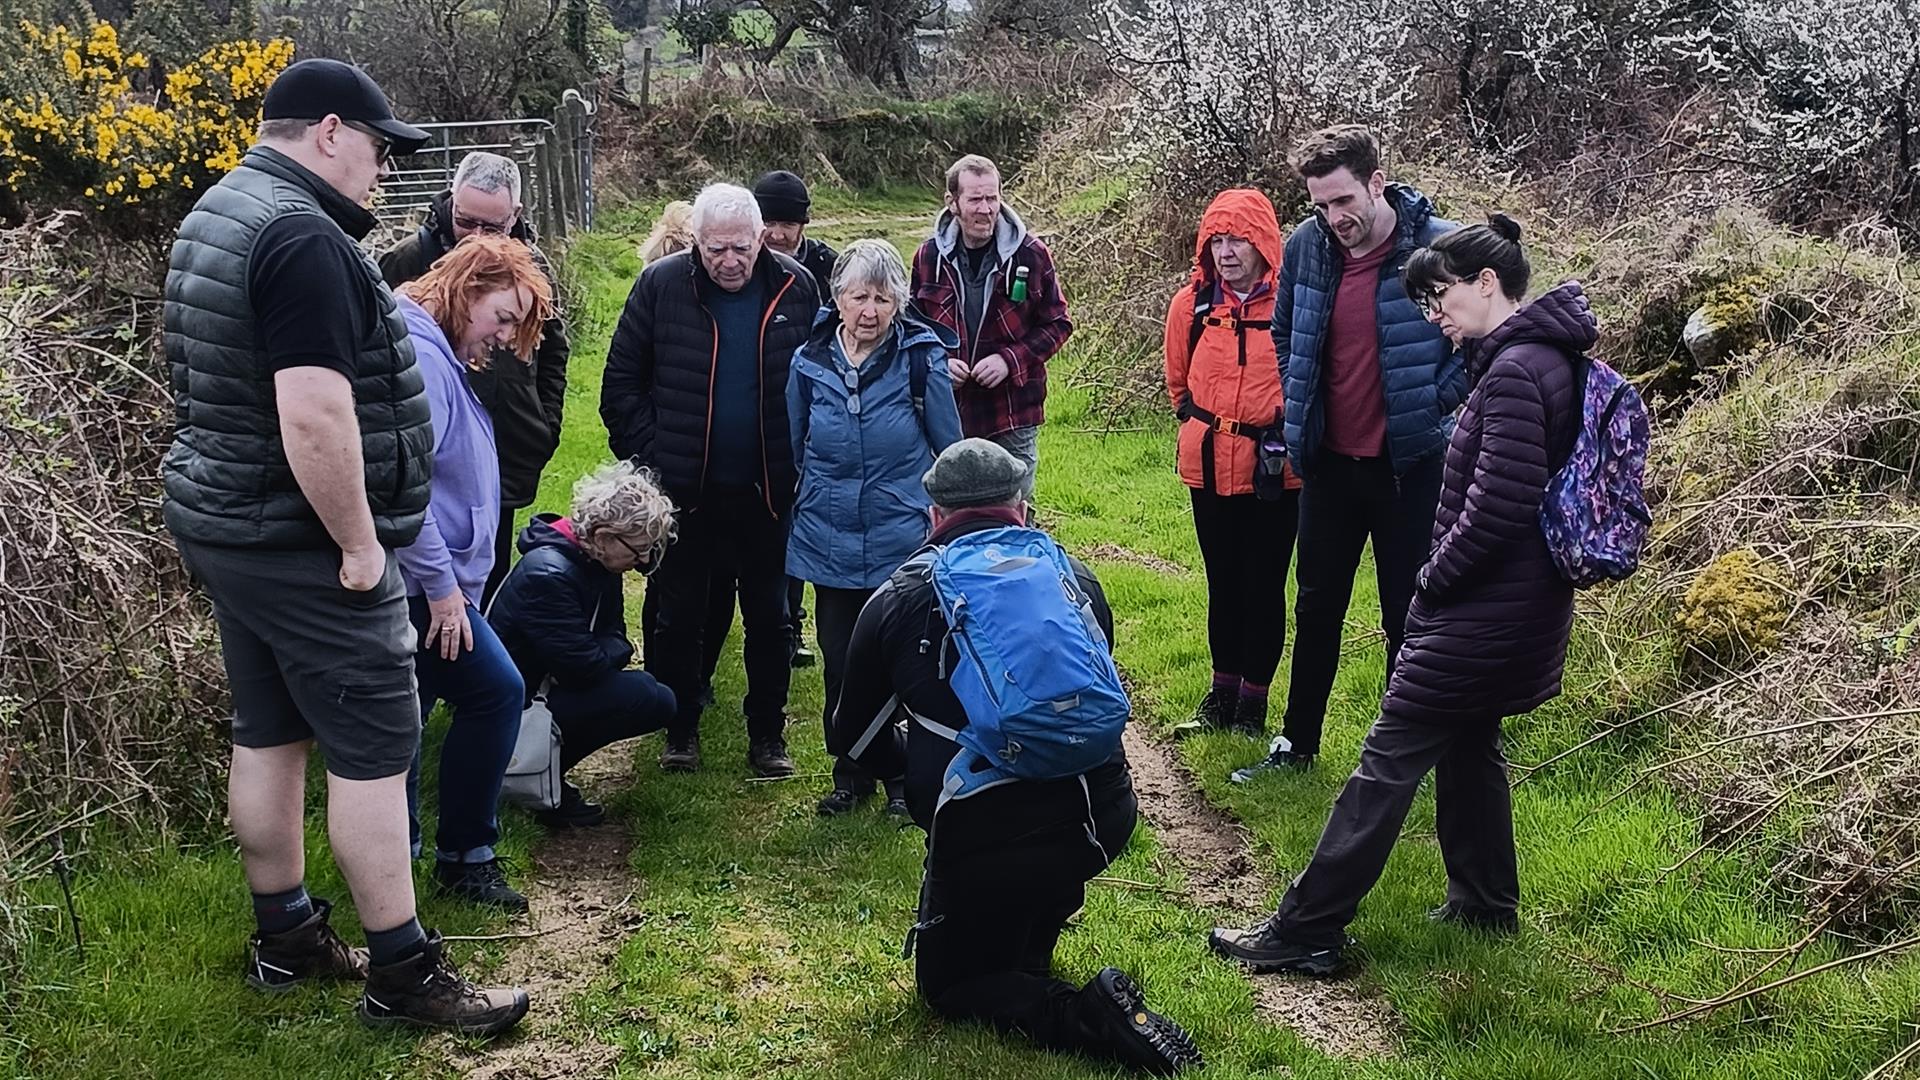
933, 203, 1030, 264
423, 188, 536, 250
396, 294, 460, 371
1193, 188, 1284, 291
1466, 282, 1599, 379
517, 512, 587, 557
1384, 183, 1437, 251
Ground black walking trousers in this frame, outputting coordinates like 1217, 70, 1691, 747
1270, 704, 1520, 947
1189, 487, 1300, 686
643, 489, 792, 743
1279, 452, 1443, 755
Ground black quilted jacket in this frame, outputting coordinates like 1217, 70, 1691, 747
599, 247, 819, 516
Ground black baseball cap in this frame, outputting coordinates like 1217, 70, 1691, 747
262, 58, 431, 154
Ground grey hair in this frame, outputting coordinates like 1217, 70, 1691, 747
691, 182, 763, 240
829, 238, 909, 308
452, 151, 522, 204
256, 118, 314, 143
571, 461, 677, 551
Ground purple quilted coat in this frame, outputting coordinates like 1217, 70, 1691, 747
1384, 283, 1594, 723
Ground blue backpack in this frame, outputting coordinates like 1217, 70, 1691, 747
928, 526, 1130, 803
1539, 357, 1654, 588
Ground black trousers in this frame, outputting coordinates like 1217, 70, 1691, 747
481, 506, 523, 612
640, 561, 736, 689
914, 803, 1136, 1060
1280, 452, 1443, 755
813, 585, 904, 798
1271, 704, 1519, 947
643, 490, 792, 744
1189, 487, 1300, 687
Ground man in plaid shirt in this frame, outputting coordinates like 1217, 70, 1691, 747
910, 155, 1073, 485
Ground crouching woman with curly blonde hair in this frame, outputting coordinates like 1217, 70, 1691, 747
487, 462, 681, 828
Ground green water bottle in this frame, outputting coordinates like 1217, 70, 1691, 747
1009, 265, 1029, 302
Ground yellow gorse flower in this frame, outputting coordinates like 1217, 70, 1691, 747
1, 18, 294, 211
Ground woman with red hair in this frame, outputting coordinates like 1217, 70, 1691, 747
393, 233, 554, 912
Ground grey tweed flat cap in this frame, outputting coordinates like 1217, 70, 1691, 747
922, 438, 1029, 509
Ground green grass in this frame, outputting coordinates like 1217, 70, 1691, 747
10, 197, 1920, 1079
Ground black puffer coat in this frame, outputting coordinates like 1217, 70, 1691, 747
1387, 283, 1592, 723
599, 248, 818, 515
487, 514, 636, 697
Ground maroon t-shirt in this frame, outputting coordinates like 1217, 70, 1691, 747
1321, 237, 1394, 457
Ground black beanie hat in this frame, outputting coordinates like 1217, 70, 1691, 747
752, 170, 811, 224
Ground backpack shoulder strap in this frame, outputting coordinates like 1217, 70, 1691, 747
909, 344, 929, 436
1187, 289, 1213, 356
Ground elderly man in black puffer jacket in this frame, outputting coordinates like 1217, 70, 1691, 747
599, 181, 819, 778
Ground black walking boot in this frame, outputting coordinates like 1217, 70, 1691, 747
1078, 967, 1205, 1075
1171, 686, 1236, 739
433, 858, 529, 914
1229, 736, 1315, 783
1208, 916, 1346, 975
1227, 694, 1268, 739
748, 737, 796, 778
816, 788, 864, 816
659, 733, 702, 772
536, 781, 606, 829
1428, 902, 1520, 935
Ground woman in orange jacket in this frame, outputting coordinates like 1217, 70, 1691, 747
1166, 188, 1302, 738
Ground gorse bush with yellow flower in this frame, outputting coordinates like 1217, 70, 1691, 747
0, 19, 291, 218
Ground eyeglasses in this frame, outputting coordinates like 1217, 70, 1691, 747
1415, 278, 1468, 317
453, 211, 514, 235
339, 119, 395, 165
610, 532, 668, 574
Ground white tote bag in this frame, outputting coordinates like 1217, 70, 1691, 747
495, 597, 597, 811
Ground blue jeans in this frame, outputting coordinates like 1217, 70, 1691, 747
548, 670, 677, 775
406, 596, 524, 863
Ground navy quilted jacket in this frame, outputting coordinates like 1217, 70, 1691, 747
1271, 184, 1468, 480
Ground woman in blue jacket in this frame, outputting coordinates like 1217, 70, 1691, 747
788, 238, 964, 816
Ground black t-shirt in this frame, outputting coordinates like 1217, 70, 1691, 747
249, 214, 379, 380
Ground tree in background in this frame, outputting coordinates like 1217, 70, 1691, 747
758, 0, 936, 91
259, 0, 617, 120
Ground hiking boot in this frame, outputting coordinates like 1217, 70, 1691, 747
359, 931, 529, 1036
536, 781, 605, 829
660, 733, 702, 772
1428, 902, 1520, 935
748, 737, 796, 778
1229, 736, 1315, 783
884, 797, 912, 819
1207, 917, 1345, 976
817, 788, 864, 816
1080, 967, 1205, 1075
1171, 686, 1236, 739
244, 897, 368, 992
1227, 695, 1268, 739
433, 858, 528, 914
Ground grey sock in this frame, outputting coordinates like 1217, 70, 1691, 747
365, 917, 427, 967
251, 883, 313, 935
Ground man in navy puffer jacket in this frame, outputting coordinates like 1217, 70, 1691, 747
1235, 126, 1467, 780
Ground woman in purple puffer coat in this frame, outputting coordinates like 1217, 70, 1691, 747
1210, 215, 1592, 974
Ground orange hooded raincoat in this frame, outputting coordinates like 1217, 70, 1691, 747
1163, 188, 1300, 496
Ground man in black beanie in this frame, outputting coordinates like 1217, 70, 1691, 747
752, 170, 838, 294
751, 169, 838, 670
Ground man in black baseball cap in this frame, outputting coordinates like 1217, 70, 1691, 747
161, 57, 529, 1037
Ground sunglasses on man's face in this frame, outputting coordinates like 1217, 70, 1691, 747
339, 119, 395, 165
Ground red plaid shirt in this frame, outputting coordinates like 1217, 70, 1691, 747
910, 231, 1073, 438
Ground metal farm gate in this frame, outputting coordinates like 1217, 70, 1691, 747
376, 88, 598, 242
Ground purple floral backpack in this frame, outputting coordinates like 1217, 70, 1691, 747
1539, 357, 1652, 588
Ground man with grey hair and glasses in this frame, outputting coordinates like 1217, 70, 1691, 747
380, 150, 572, 607
600, 181, 819, 778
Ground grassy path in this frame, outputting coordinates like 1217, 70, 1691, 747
8, 191, 1920, 1079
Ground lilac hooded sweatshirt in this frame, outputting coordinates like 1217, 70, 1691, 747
394, 294, 501, 609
